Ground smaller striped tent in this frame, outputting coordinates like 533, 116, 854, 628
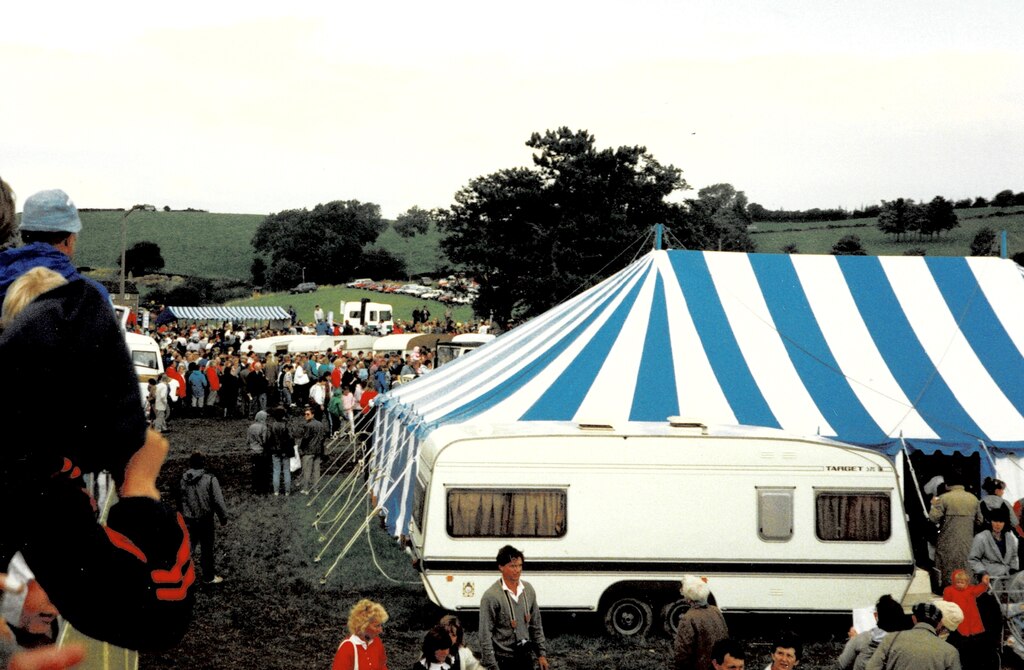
166, 305, 290, 321
369, 249, 1024, 536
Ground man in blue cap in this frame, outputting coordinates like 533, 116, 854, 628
0, 188, 195, 651
0, 188, 109, 304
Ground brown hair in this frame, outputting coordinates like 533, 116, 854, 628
0, 176, 15, 245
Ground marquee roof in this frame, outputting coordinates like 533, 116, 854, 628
369, 249, 1024, 534
165, 305, 290, 321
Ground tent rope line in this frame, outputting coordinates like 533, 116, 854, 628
549, 227, 653, 311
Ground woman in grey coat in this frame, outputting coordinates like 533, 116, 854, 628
968, 503, 1018, 585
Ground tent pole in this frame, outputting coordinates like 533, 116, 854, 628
654, 224, 663, 251
900, 435, 929, 519
978, 439, 998, 478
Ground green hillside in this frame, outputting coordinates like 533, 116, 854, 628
231, 286, 475, 325
75, 210, 262, 279
73, 210, 447, 280
70, 205, 1024, 288
750, 206, 1024, 256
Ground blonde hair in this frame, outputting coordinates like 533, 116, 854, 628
1, 267, 68, 328
346, 598, 388, 637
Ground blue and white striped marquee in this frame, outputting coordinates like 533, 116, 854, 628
370, 249, 1024, 535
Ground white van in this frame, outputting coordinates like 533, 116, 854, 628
408, 419, 915, 636
341, 300, 393, 333
125, 332, 163, 382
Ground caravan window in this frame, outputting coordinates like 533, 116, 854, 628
447, 488, 567, 538
757, 488, 794, 541
413, 477, 427, 530
815, 491, 891, 542
380, 310, 393, 321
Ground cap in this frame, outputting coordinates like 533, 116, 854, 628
21, 189, 82, 233
931, 600, 963, 631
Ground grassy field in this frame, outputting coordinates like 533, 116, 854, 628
75, 210, 263, 279
140, 415, 854, 670
231, 286, 477, 325
750, 206, 1024, 256
69, 205, 1024, 297
73, 210, 446, 280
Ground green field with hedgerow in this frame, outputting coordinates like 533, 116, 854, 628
70, 206, 1024, 290
750, 206, 1024, 256
72, 210, 446, 280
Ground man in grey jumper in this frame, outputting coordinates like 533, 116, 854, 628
178, 451, 228, 585
478, 545, 548, 670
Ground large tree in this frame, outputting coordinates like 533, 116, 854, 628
251, 200, 385, 289
684, 183, 756, 252
393, 206, 434, 238
118, 241, 165, 276
876, 198, 923, 242
921, 196, 959, 239
438, 128, 692, 324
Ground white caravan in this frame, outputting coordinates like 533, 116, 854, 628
435, 333, 495, 366
340, 300, 393, 333
408, 419, 915, 636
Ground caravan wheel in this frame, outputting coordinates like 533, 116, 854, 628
660, 599, 690, 636
603, 597, 653, 637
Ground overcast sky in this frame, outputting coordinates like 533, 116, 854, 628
2, 1, 1022, 218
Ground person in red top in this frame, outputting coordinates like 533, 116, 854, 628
166, 362, 187, 402
332, 599, 389, 670
943, 567, 989, 666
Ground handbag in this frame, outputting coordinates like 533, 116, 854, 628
289, 443, 301, 473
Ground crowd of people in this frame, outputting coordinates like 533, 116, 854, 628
5, 178, 1022, 670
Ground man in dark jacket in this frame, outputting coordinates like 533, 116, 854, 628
299, 407, 327, 494
267, 406, 295, 496
178, 452, 229, 585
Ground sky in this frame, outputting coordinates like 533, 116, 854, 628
2, 1, 1022, 218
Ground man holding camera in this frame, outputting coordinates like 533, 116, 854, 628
479, 545, 549, 670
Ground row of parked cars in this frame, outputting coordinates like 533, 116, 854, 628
345, 277, 477, 305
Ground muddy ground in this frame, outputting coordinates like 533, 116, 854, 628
135, 413, 995, 670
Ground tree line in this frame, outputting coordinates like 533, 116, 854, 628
242, 126, 1021, 326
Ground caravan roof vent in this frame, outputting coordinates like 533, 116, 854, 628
668, 416, 708, 435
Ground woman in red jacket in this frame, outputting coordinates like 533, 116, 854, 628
333, 599, 389, 670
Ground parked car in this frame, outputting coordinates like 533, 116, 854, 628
289, 281, 318, 294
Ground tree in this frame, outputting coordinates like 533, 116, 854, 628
251, 200, 385, 290
831, 235, 867, 256
920, 196, 959, 239
250, 257, 267, 287
118, 241, 164, 276
992, 189, 1016, 207
902, 248, 927, 256
685, 184, 756, 252
970, 227, 999, 257
972, 196, 989, 208
781, 243, 799, 254
876, 199, 923, 242
439, 127, 693, 325
954, 199, 973, 209
393, 206, 434, 238
354, 248, 407, 279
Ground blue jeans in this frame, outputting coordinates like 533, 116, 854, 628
271, 454, 291, 494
